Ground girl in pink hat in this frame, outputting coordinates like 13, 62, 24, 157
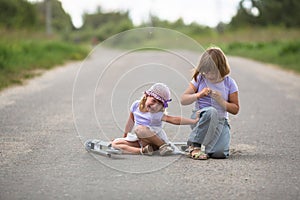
112, 83, 200, 156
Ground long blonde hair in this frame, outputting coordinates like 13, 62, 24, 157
139, 94, 166, 113
193, 47, 230, 82
139, 95, 148, 111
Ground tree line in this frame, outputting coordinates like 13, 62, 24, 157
0, 0, 299, 39
0, 0, 72, 32
231, 0, 300, 27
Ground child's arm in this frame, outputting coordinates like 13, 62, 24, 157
181, 83, 211, 105
211, 90, 239, 115
162, 111, 200, 125
123, 112, 134, 137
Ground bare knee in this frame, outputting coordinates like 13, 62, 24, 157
111, 139, 124, 149
134, 125, 152, 138
111, 140, 118, 149
134, 125, 145, 134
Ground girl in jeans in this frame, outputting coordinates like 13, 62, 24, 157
181, 47, 240, 159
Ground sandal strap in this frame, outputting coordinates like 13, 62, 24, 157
189, 147, 201, 153
192, 151, 208, 160
187, 146, 203, 158
187, 146, 194, 153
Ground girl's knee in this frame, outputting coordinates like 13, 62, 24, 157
111, 139, 119, 149
203, 107, 218, 117
196, 107, 218, 123
134, 125, 151, 138
111, 138, 124, 148
134, 125, 144, 135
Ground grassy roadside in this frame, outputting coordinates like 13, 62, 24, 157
0, 32, 89, 91
222, 40, 300, 73
196, 27, 300, 74
0, 27, 299, 91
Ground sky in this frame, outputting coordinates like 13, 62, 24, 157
29, 0, 242, 28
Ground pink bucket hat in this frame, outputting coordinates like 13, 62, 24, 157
145, 83, 172, 108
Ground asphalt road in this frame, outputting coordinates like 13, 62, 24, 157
0, 48, 299, 200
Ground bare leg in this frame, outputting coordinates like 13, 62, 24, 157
134, 125, 165, 148
112, 139, 141, 154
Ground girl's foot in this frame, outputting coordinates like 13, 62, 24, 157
159, 143, 173, 156
190, 147, 208, 160
185, 146, 194, 158
140, 145, 154, 156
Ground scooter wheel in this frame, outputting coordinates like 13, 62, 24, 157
84, 140, 93, 151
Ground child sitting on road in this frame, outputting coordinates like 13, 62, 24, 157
112, 83, 200, 156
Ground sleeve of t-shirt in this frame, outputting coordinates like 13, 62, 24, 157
228, 77, 238, 94
190, 74, 201, 92
130, 100, 139, 112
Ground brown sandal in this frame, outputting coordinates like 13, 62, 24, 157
185, 146, 194, 158
190, 147, 208, 160
140, 145, 154, 156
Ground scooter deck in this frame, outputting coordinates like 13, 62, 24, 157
84, 139, 188, 157
84, 139, 122, 158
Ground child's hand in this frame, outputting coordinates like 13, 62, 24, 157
211, 90, 224, 104
194, 110, 201, 124
199, 87, 211, 98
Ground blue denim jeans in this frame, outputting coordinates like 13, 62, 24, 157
188, 107, 230, 158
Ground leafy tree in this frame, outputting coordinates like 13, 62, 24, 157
142, 15, 211, 37
0, 0, 37, 29
35, 0, 73, 32
82, 8, 132, 29
81, 8, 133, 41
230, 0, 300, 27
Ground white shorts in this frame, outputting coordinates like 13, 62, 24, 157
115, 126, 169, 145
114, 130, 181, 154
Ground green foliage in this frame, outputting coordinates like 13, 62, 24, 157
222, 39, 300, 73
74, 11, 212, 45
279, 41, 300, 55
34, 0, 73, 32
0, 0, 37, 29
0, 36, 88, 90
0, 0, 73, 32
72, 9, 134, 43
139, 16, 213, 38
0, 0, 299, 91
231, 0, 300, 28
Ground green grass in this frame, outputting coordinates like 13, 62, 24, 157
192, 27, 300, 74
0, 27, 299, 91
220, 40, 300, 73
104, 26, 300, 74
0, 35, 88, 90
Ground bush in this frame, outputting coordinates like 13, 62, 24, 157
279, 41, 300, 55
0, 38, 88, 90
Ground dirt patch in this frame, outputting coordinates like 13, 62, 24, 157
230, 143, 256, 155
0, 137, 32, 166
